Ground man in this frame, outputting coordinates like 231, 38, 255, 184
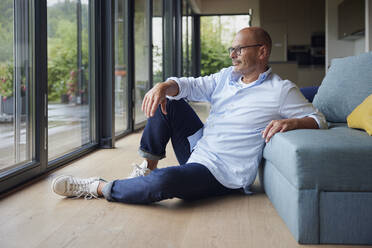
52, 27, 327, 203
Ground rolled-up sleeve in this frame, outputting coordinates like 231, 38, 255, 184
166, 72, 219, 102
279, 81, 328, 129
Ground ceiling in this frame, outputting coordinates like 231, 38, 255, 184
189, 0, 259, 15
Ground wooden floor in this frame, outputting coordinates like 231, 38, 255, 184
0, 131, 364, 248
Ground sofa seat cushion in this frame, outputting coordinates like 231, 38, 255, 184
263, 123, 372, 191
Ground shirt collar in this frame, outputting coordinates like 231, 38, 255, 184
229, 67, 272, 88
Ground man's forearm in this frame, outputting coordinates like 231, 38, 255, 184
162, 80, 179, 97
296, 117, 319, 129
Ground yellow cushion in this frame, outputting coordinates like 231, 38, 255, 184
347, 94, 372, 135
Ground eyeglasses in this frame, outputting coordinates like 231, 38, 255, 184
228, 44, 263, 55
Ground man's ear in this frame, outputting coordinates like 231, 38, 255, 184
258, 45, 268, 59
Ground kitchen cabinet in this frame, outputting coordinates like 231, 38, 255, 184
338, 0, 365, 40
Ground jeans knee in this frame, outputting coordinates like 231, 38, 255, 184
151, 167, 180, 191
166, 99, 187, 112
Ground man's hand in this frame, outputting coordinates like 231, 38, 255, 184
262, 117, 318, 143
262, 119, 298, 143
141, 80, 179, 118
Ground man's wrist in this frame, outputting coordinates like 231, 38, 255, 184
296, 117, 318, 129
162, 80, 179, 97
293, 118, 300, 129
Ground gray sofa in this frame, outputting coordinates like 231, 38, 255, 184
259, 52, 372, 244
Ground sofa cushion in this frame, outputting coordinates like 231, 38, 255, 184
347, 94, 372, 135
262, 123, 372, 191
312, 52, 372, 122
300, 86, 319, 102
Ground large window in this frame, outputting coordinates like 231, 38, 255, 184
152, 0, 163, 84
0, 0, 34, 173
200, 15, 250, 76
114, 0, 129, 134
0, 0, 186, 193
134, 0, 150, 125
182, 0, 192, 77
47, 0, 94, 160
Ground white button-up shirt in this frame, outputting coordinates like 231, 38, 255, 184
167, 66, 327, 192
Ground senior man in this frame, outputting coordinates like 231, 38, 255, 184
52, 27, 327, 203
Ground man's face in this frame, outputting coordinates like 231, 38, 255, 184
230, 32, 261, 74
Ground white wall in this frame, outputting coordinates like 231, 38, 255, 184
355, 37, 366, 55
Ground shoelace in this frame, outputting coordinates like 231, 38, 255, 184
68, 177, 98, 200
130, 163, 150, 177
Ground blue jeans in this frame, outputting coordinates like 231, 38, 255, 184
102, 99, 242, 204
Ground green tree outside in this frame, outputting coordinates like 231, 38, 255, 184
47, 1, 89, 103
200, 15, 250, 76
0, 0, 89, 103
0, 0, 13, 63
200, 16, 232, 76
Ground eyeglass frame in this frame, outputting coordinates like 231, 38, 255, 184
228, 44, 263, 55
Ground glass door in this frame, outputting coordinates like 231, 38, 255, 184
47, 0, 94, 161
182, 0, 192, 77
0, 0, 35, 174
134, 0, 150, 125
114, 0, 129, 135
152, 0, 163, 84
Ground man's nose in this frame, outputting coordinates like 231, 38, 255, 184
230, 51, 236, 59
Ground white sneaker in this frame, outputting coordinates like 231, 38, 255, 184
128, 160, 151, 178
52, 175, 103, 199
